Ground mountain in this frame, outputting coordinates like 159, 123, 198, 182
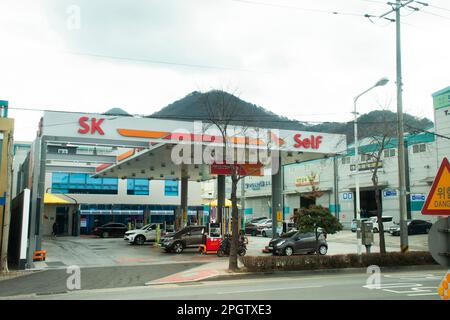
310, 110, 433, 143
149, 91, 308, 130
149, 91, 433, 143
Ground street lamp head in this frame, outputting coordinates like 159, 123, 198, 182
375, 77, 389, 87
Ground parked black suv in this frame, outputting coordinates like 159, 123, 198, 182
93, 223, 128, 238
161, 225, 207, 253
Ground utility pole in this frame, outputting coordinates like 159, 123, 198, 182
377, 0, 429, 253
395, 0, 409, 253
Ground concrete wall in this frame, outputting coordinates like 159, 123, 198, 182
42, 204, 76, 236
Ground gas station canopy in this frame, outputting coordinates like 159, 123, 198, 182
42, 111, 347, 181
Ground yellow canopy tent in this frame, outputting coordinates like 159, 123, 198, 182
44, 193, 71, 205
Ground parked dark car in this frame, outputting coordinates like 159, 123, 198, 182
161, 225, 207, 253
93, 223, 128, 238
270, 230, 328, 256
389, 219, 432, 236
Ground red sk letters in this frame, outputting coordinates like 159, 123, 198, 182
78, 117, 105, 135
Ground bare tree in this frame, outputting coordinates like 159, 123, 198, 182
200, 89, 263, 271
359, 110, 396, 254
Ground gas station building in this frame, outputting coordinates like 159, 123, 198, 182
15, 107, 345, 265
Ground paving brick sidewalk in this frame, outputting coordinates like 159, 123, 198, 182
146, 260, 232, 285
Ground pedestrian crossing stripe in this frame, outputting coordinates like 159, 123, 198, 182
422, 157, 450, 216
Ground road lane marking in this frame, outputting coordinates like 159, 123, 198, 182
408, 293, 439, 296
217, 285, 323, 295
364, 282, 439, 297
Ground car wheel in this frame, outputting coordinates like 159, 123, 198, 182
173, 242, 184, 254
262, 231, 266, 237
318, 245, 327, 255
101, 231, 108, 238
217, 249, 225, 257
373, 228, 379, 233
252, 230, 257, 236
425, 227, 430, 234
284, 246, 294, 256
135, 235, 145, 245
238, 248, 246, 256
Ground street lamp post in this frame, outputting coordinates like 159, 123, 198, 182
353, 77, 389, 255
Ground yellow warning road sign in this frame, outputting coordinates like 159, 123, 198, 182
422, 157, 450, 215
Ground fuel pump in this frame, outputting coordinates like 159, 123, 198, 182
199, 223, 222, 255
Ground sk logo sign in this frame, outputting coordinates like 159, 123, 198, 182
78, 117, 105, 135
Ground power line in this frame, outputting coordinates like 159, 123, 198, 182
65, 51, 259, 73
426, 2, 450, 13
419, 8, 450, 21
9, 106, 433, 126
405, 124, 450, 140
230, 0, 371, 17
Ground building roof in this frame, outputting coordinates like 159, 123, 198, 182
431, 86, 450, 97
44, 193, 72, 204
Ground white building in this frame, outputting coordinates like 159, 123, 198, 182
433, 86, 450, 164
15, 142, 204, 236
227, 129, 438, 230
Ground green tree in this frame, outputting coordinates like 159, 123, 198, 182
294, 205, 343, 234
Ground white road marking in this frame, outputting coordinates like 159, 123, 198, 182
364, 282, 439, 297
408, 293, 439, 297
217, 285, 323, 295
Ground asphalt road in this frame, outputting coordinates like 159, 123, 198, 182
2, 267, 446, 300
38, 231, 428, 270
0, 263, 203, 297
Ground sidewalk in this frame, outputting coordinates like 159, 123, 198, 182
146, 260, 231, 285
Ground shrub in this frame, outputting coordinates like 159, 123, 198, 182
239, 251, 437, 272
293, 205, 343, 234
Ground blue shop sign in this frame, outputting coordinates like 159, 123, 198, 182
383, 189, 397, 197
410, 194, 425, 202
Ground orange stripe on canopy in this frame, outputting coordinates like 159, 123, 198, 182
117, 129, 170, 139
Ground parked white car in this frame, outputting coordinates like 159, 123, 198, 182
351, 216, 394, 233
124, 223, 164, 245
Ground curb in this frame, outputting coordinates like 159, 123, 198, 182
202, 264, 445, 282
145, 268, 224, 286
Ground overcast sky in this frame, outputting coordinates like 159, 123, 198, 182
1, 0, 449, 141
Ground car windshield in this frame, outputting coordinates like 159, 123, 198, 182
140, 224, 151, 230
281, 230, 297, 238
173, 228, 189, 237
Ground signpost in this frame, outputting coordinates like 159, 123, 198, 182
422, 157, 450, 268
421, 157, 450, 216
